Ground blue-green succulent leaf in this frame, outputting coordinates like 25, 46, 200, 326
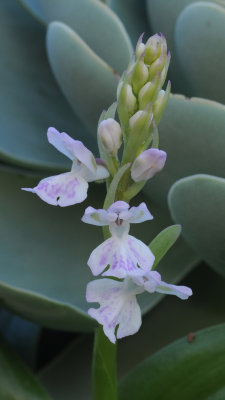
18, 0, 133, 73
168, 174, 225, 277
175, 1, 225, 104
47, 22, 119, 135
17, 0, 44, 23
0, 0, 93, 171
144, 95, 225, 207
109, 0, 151, 46
146, 0, 225, 94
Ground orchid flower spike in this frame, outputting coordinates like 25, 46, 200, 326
22, 128, 109, 206
82, 201, 155, 279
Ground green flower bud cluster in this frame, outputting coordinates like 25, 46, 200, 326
117, 33, 171, 164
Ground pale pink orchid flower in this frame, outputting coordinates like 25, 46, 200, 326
22, 128, 109, 206
87, 272, 192, 343
82, 201, 155, 279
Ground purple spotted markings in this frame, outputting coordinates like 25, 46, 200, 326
83, 201, 193, 343
22, 127, 109, 206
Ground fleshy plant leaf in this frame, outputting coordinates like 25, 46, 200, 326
0, 0, 92, 171
168, 174, 225, 277
18, 0, 132, 73
46, 21, 119, 134
143, 95, 225, 207
175, 2, 225, 103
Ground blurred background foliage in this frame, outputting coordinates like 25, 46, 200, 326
0, 0, 225, 398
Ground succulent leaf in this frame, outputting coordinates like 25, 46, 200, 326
168, 174, 225, 277
47, 22, 119, 136
18, 0, 133, 73
0, 0, 92, 171
144, 95, 225, 207
109, 0, 151, 46
175, 1, 225, 103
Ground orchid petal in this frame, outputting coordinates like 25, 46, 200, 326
95, 164, 110, 181
131, 270, 161, 292
126, 235, 155, 272
86, 278, 143, 343
107, 201, 130, 214
47, 127, 75, 160
83, 163, 109, 182
22, 172, 88, 206
141, 271, 192, 299
117, 296, 142, 340
82, 207, 117, 226
47, 127, 96, 173
154, 281, 193, 300
87, 235, 154, 278
61, 134, 96, 173
120, 202, 153, 223
87, 237, 115, 275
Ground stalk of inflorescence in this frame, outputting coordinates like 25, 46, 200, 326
91, 33, 171, 400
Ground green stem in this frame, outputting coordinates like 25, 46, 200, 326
91, 201, 118, 400
92, 327, 118, 400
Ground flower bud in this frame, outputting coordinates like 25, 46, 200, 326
135, 33, 146, 58
117, 82, 137, 128
131, 148, 167, 182
144, 34, 167, 65
118, 83, 136, 112
138, 72, 161, 110
98, 118, 122, 155
131, 56, 149, 95
129, 109, 152, 132
160, 52, 171, 87
153, 81, 171, 124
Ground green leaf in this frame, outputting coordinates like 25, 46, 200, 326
0, 0, 92, 171
18, 0, 133, 73
168, 174, 225, 276
0, 334, 50, 399
92, 328, 117, 400
47, 21, 119, 135
0, 167, 198, 330
119, 323, 225, 400
143, 95, 225, 207
149, 224, 181, 269
175, 2, 225, 104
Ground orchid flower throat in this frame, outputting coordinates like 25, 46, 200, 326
109, 212, 130, 239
